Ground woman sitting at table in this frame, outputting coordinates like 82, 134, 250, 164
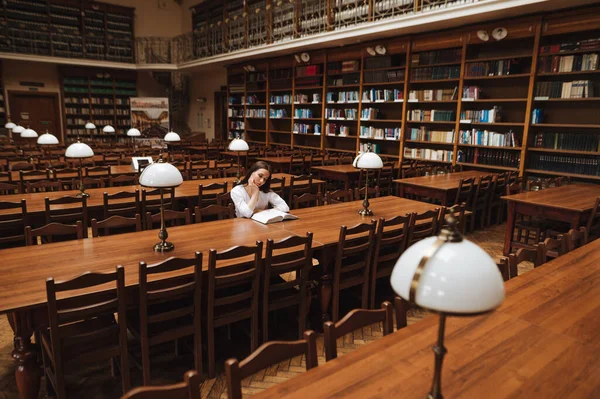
231, 161, 289, 218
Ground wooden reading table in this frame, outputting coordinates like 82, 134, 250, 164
502, 183, 600, 255
394, 170, 495, 206
255, 238, 600, 399
10, 164, 138, 181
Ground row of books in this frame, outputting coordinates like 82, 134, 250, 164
360, 108, 380, 120
458, 129, 519, 147
326, 91, 360, 103
404, 147, 453, 162
229, 121, 245, 129
245, 95, 262, 104
247, 72, 267, 82
228, 108, 244, 117
90, 97, 114, 105
269, 109, 288, 118
531, 108, 545, 124
245, 109, 266, 118
91, 109, 114, 115
227, 132, 245, 140
270, 69, 293, 80
296, 65, 321, 77
64, 97, 90, 104
328, 60, 360, 74
269, 95, 292, 104
539, 38, 600, 54
409, 128, 454, 143
528, 154, 599, 176
228, 96, 243, 105
359, 142, 383, 154
537, 53, 599, 73
326, 124, 351, 136
462, 86, 482, 100
409, 88, 457, 102
293, 123, 321, 134
408, 109, 455, 122
363, 70, 404, 83
66, 118, 89, 125
534, 80, 595, 99
411, 66, 460, 81
294, 94, 321, 103
464, 59, 524, 77
327, 74, 360, 86
364, 56, 395, 70
362, 89, 403, 102
458, 148, 520, 168
459, 107, 501, 123
411, 49, 461, 66
294, 109, 314, 118
533, 132, 600, 152
65, 107, 89, 114
360, 126, 400, 140
115, 110, 129, 116
325, 108, 357, 120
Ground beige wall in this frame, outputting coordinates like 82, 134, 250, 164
102, 0, 185, 38
187, 66, 227, 140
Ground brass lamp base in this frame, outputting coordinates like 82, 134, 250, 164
154, 241, 175, 252
358, 208, 373, 216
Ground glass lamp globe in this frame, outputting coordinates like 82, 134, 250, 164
164, 131, 181, 142
12, 125, 25, 134
103, 125, 115, 133
352, 151, 383, 169
139, 161, 183, 188
5, 121, 16, 129
65, 141, 94, 158
21, 128, 38, 138
228, 137, 249, 151
127, 127, 141, 137
37, 131, 59, 145
85, 122, 96, 130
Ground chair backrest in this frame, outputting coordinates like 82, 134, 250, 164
109, 174, 138, 187
324, 302, 393, 361
455, 177, 475, 207
566, 227, 588, 252
0, 181, 21, 195
507, 242, 546, 279
586, 197, 600, 238
198, 182, 228, 208
141, 187, 175, 216
188, 160, 210, 179
121, 370, 201, 399
543, 234, 569, 261
377, 164, 395, 195
79, 176, 105, 189
292, 192, 324, 209
217, 192, 233, 207
288, 174, 313, 204
497, 257, 510, 281
472, 175, 495, 209
401, 167, 421, 179
216, 159, 233, 168
358, 168, 381, 190
45, 194, 88, 230
52, 167, 81, 181
11, 161, 34, 171
47, 266, 129, 394
225, 330, 318, 399
85, 166, 112, 178
505, 180, 523, 196
19, 169, 50, 190
0, 199, 28, 247
146, 208, 192, 229
26, 180, 62, 193
221, 166, 242, 178
194, 204, 235, 223
195, 168, 221, 180
394, 296, 408, 330
326, 189, 354, 205
407, 209, 440, 246
354, 185, 380, 201
104, 190, 141, 218
25, 221, 83, 245
269, 176, 286, 197
289, 155, 306, 175
91, 214, 142, 237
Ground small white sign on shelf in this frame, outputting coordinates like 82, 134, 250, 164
394, 99, 404, 103
375, 100, 385, 103
408, 99, 419, 103
462, 98, 475, 102
460, 120, 472, 123
534, 97, 549, 101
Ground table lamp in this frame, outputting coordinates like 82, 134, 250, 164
127, 127, 141, 151
352, 143, 383, 216
139, 156, 183, 252
65, 141, 94, 197
12, 125, 25, 135
228, 136, 249, 184
20, 127, 38, 148
5, 120, 16, 138
164, 130, 181, 142
37, 130, 59, 145
85, 121, 96, 137
103, 125, 115, 134
390, 209, 505, 399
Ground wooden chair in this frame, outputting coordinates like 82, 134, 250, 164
141, 188, 176, 220
293, 192, 324, 209
326, 189, 353, 205
206, 242, 263, 378
497, 257, 510, 281
197, 182, 228, 208
26, 180, 62, 193
354, 185, 380, 201
0, 199, 28, 248
221, 166, 243, 178
225, 330, 318, 399
586, 197, 600, 240
188, 160, 210, 179
454, 177, 475, 207
269, 176, 286, 198
566, 227, 588, 252
262, 233, 313, 342
146, 208, 192, 229
85, 166, 112, 178
216, 159, 234, 169
487, 172, 508, 226
505, 181, 544, 250
324, 301, 393, 361
393, 296, 408, 330
401, 166, 421, 179
41, 266, 130, 399
407, 209, 441, 247
289, 155, 306, 175
19, 169, 51, 192
470, 175, 494, 231
195, 168, 221, 180
543, 234, 569, 261
127, 253, 203, 385
358, 169, 381, 191
0, 181, 21, 195
171, 161, 189, 180
75, 176, 105, 190
121, 370, 201, 399
10, 161, 34, 171
370, 215, 411, 308
91, 214, 142, 237
52, 168, 81, 189
25, 221, 83, 245
109, 174, 138, 187
45, 195, 88, 237
288, 175, 313, 205
0, 171, 12, 182
377, 163, 395, 196
194, 204, 235, 223
104, 190, 141, 219
507, 243, 546, 279
337, 155, 353, 165
332, 221, 377, 322
217, 192, 233, 207
102, 153, 122, 166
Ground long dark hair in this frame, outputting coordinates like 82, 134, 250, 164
240, 161, 273, 193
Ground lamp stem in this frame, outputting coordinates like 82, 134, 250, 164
428, 313, 447, 399
159, 189, 166, 246
358, 169, 372, 216
77, 158, 89, 197
235, 152, 241, 184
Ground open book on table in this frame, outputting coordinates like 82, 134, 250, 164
251, 209, 298, 224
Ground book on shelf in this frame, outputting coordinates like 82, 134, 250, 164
459, 107, 502, 123
531, 109, 544, 124
410, 127, 454, 143
409, 88, 456, 101
407, 109, 455, 122
458, 148, 520, 168
459, 129, 519, 147
410, 66, 460, 81
537, 53, 599, 73
533, 132, 600, 152
529, 154, 600, 176
464, 59, 524, 77
404, 147, 453, 162
534, 80, 594, 99
411, 49, 461, 65
539, 38, 600, 55
251, 209, 298, 224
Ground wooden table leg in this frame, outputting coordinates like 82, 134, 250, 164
504, 201, 516, 256
314, 248, 331, 327
9, 311, 40, 399
399, 184, 405, 199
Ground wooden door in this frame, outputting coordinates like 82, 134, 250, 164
8, 91, 62, 142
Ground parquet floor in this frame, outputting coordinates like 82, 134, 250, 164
0, 223, 519, 399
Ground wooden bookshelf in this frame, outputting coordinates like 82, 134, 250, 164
1, 0, 134, 62
60, 67, 136, 142
0, 60, 6, 137
224, 6, 600, 180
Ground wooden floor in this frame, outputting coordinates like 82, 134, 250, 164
0, 223, 521, 399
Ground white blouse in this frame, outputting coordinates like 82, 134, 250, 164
230, 184, 290, 218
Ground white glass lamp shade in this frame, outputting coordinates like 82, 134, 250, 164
65, 142, 94, 158
228, 138, 249, 151
12, 125, 25, 134
164, 131, 181, 142
127, 127, 141, 137
103, 125, 115, 133
85, 122, 96, 130
21, 128, 38, 138
5, 121, 16, 129
353, 151, 383, 169
37, 132, 59, 145
390, 236, 505, 314
139, 162, 183, 188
